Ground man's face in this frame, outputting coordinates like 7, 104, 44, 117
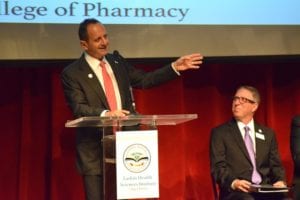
232, 88, 258, 123
80, 23, 109, 59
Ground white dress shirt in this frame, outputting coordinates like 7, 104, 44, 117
84, 53, 122, 115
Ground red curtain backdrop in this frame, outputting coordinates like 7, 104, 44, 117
0, 57, 299, 200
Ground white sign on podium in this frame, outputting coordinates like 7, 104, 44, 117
116, 130, 159, 199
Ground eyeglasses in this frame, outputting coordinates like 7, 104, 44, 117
232, 96, 256, 104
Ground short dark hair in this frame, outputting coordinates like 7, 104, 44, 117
78, 18, 101, 41
237, 85, 261, 104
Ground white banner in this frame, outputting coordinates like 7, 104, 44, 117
116, 130, 159, 199
1, 0, 299, 24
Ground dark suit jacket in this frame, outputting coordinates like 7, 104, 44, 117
210, 118, 286, 199
291, 115, 300, 200
61, 53, 178, 175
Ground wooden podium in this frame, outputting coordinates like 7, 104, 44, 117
65, 114, 197, 199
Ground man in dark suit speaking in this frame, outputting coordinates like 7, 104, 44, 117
61, 18, 203, 200
210, 85, 287, 200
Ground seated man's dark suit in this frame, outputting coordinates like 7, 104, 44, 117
210, 119, 286, 200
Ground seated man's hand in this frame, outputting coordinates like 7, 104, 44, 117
232, 179, 252, 193
273, 181, 286, 188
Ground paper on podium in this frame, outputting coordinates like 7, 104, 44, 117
249, 184, 289, 193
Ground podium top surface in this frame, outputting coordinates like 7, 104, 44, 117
65, 114, 198, 127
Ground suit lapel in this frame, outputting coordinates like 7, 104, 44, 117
254, 123, 265, 165
78, 56, 110, 108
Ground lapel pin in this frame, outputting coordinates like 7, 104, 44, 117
114, 60, 119, 64
258, 129, 262, 133
88, 73, 93, 79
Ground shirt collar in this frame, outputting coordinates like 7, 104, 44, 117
237, 118, 255, 135
84, 52, 108, 71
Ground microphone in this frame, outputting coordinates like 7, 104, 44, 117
113, 50, 119, 55
129, 86, 137, 114
113, 50, 121, 60
113, 50, 124, 65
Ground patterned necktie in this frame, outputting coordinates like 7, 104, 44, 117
244, 126, 262, 184
100, 60, 117, 111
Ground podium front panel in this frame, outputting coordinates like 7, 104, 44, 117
65, 114, 198, 199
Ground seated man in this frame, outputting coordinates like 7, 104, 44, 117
291, 115, 300, 200
210, 85, 288, 200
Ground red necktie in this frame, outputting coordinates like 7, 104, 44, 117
100, 61, 117, 111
